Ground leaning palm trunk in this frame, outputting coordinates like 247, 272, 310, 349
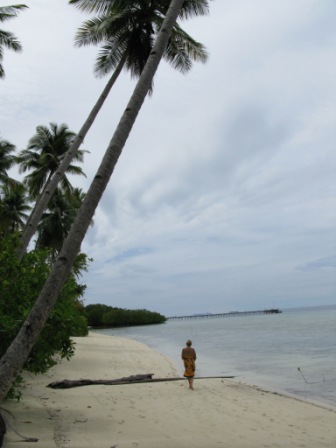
0, 0, 185, 402
16, 54, 127, 261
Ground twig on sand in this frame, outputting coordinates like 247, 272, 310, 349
0, 408, 38, 445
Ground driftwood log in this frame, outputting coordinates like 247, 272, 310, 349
47, 373, 235, 389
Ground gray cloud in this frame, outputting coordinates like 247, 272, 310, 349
297, 256, 336, 272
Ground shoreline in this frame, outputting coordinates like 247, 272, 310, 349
93, 326, 336, 412
3, 332, 336, 447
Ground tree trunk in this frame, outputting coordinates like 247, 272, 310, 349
16, 54, 127, 261
0, 413, 5, 447
0, 0, 185, 402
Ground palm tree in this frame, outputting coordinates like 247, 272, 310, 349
71, 0, 208, 91
15, 123, 88, 257
36, 187, 88, 256
0, 4, 27, 78
16, 0, 209, 260
0, 182, 31, 236
17, 123, 87, 199
0, 0, 192, 401
0, 137, 17, 186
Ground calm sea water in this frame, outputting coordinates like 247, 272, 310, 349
94, 305, 336, 409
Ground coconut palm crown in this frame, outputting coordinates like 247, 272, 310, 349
17, 123, 88, 199
70, 0, 209, 87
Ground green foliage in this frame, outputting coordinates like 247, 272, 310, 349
0, 234, 89, 397
0, 131, 91, 399
0, 181, 31, 236
85, 303, 166, 327
84, 303, 111, 326
17, 122, 87, 199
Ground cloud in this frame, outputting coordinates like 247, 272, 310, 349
107, 247, 155, 264
2, 0, 336, 315
297, 256, 336, 272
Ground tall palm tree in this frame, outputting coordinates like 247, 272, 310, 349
16, 0, 209, 260
0, 4, 27, 78
0, 0, 192, 401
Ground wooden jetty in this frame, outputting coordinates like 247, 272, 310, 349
167, 308, 282, 321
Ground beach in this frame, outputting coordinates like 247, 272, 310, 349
3, 332, 336, 448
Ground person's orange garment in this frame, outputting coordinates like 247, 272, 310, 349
181, 347, 196, 378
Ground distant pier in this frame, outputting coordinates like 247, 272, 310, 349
167, 309, 282, 321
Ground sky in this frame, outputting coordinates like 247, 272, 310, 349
1, 0, 335, 316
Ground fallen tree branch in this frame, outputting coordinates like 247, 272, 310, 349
47, 374, 235, 389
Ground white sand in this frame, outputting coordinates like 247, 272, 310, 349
3, 332, 336, 448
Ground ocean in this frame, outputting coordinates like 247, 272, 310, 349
93, 305, 336, 409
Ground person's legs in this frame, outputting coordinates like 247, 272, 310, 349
188, 377, 194, 390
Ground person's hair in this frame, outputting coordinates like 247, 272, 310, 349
186, 340, 192, 346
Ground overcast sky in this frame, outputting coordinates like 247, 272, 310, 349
1, 0, 335, 316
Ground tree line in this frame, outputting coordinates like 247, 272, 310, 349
85, 304, 166, 327
0, 0, 210, 413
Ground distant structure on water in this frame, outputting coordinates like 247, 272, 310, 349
168, 308, 282, 321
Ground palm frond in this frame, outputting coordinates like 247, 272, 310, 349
71, 148, 90, 162
168, 25, 208, 70
69, 0, 133, 15
93, 37, 127, 76
74, 16, 112, 47
66, 165, 87, 177
0, 30, 23, 52
178, 0, 210, 20
0, 5, 28, 23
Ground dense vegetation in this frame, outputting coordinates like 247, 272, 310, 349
0, 235, 89, 399
0, 123, 90, 399
85, 304, 166, 327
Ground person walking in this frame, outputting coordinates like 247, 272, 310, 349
181, 340, 197, 390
